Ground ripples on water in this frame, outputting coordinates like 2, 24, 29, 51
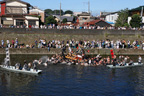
0, 55, 144, 96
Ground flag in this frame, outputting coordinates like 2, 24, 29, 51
110, 50, 114, 58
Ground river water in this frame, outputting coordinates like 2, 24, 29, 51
0, 55, 144, 96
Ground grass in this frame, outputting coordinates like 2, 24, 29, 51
0, 33, 144, 45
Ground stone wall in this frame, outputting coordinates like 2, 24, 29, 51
0, 48, 143, 55
0, 28, 143, 35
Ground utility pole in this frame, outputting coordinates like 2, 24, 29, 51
60, 2, 61, 25
88, 1, 90, 14
55, 10, 56, 15
141, 7, 143, 17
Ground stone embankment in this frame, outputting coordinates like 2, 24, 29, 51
0, 48, 143, 55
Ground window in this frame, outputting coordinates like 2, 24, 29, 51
82, 17, 88, 20
28, 20, 36, 26
111, 16, 113, 21
16, 20, 24, 26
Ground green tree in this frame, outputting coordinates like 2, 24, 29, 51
53, 10, 64, 15
64, 10, 73, 14
45, 9, 53, 15
62, 18, 67, 23
130, 14, 142, 28
124, 23, 129, 28
115, 8, 129, 27
45, 16, 57, 24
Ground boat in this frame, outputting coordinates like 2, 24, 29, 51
0, 48, 42, 75
107, 63, 143, 69
65, 53, 82, 61
0, 65, 42, 74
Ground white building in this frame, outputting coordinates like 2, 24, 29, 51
29, 7, 45, 23
105, 12, 119, 25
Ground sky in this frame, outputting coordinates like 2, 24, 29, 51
23, 0, 144, 16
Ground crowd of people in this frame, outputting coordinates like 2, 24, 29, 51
0, 23, 143, 30
33, 53, 142, 67
1, 38, 144, 50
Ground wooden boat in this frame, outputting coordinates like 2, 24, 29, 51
65, 54, 82, 61
0, 65, 42, 75
107, 63, 143, 69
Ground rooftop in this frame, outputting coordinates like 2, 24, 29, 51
129, 6, 144, 12
0, 0, 31, 6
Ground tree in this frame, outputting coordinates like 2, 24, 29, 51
45, 9, 53, 15
45, 16, 57, 24
130, 14, 142, 28
53, 10, 64, 15
64, 10, 73, 14
115, 8, 129, 27
62, 18, 67, 23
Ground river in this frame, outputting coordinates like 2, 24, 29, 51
0, 55, 144, 96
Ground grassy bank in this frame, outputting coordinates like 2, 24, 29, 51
0, 32, 144, 45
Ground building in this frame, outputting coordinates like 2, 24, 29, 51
77, 12, 95, 25
105, 12, 119, 26
83, 20, 112, 27
29, 6, 45, 23
128, 6, 144, 25
100, 11, 111, 20
73, 12, 82, 16
53, 15, 74, 24
0, 0, 39, 28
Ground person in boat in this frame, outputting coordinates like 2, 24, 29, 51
15, 63, 20, 70
88, 58, 92, 65
23, 60, 28, 71
33, 63, 37, 72
124, 56, 129, 64
106, 56, 110, 65
112, 55, 117, 66
28, 62, 32, 70
129, 59, 133, 65
120, 59, 126, 66
138, 55, 142, 64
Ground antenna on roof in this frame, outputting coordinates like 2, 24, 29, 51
83, 1, 90, 14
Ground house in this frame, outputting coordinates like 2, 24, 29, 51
53, 15, 74, 24
83, 20, 112, 27
0, 0, 39, 28
128, 6, 144, 25
105, 12, 119, 26
77, 12, 95, 25
73, 12, 82, 16
29, 6, 45, 23
100, 11, 111, 20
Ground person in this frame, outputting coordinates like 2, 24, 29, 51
112, 55, 117, 66
23, 60, 28, 70
33, 63, 37, 72
68, 46, 72, 53
129, 59, 133, 65
15, 63, 20, 70
28, 62, 32, 70
138, 55, 142, 64
121, 59, 126, 66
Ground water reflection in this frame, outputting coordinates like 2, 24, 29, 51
0, 70, 37, 88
